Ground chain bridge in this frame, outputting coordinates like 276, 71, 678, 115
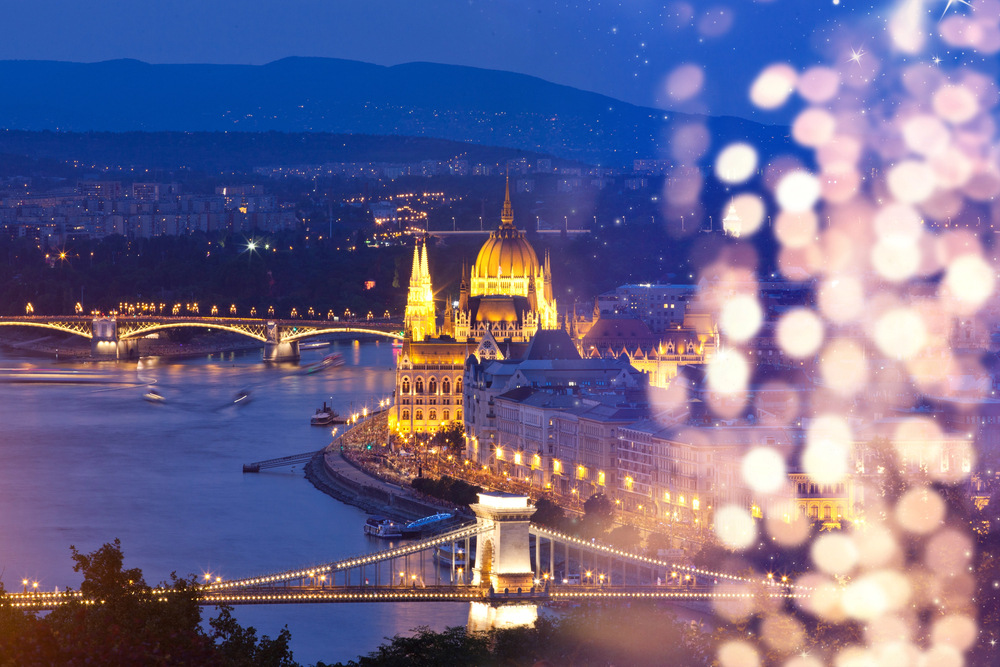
7, 493, 805, 631
0, 315, 403, 360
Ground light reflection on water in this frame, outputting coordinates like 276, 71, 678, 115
0, 339, 466, 665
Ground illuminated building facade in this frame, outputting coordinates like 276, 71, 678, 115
391, 181, 560, 436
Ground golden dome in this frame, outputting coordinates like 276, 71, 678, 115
474, 225, 539, 279
473, 178, 539, 279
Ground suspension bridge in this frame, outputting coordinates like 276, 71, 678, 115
6, 493, 805, 630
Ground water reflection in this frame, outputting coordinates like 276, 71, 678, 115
0, 340, 465, 664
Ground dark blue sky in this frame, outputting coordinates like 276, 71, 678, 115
0, 1, 956, 119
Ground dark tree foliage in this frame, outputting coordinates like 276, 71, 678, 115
329, 605, 711, 667
581, 493, 615, 538
430, 421, 465, 456
411, 475, 483, 506
0, 539, 297, 667
606, 524, 642, 552
530, 497, 567, 531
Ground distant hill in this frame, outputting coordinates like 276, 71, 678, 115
0, 58, 791, 166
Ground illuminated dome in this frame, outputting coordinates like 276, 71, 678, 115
474, 225, 539, 279
473, 180, 539, 280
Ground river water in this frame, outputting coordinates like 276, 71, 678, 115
0, 340, 467, 665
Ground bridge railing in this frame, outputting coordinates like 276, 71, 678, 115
207, 522, 488, 591
530, 525, 811, 593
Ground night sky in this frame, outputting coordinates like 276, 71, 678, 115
0, 1, 985, 119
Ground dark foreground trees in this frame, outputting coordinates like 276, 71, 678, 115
0, 540, 295, 667
325, 604, 712, 667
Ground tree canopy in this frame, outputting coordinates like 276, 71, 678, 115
0, 539, 296, 667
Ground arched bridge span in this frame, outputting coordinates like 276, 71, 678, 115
0, 315, 403, 359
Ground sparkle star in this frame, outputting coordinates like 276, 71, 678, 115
849, 47, 865, 67
941, 0, 973, 19
932, 55, 943, 65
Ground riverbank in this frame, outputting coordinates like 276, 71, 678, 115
304, 447, 463, 522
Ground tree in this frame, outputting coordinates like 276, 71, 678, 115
0, 540, 300, 667
531, 497, 566, 530
431, 422, 465, 456
581, 493, 615, 538
607, 524, 642, 552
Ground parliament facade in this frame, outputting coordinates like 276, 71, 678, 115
390, 181, 559, 436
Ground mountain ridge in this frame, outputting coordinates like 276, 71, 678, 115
0, 57, 790, 166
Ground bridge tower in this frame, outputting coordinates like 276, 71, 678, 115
91, 317, 139, 360
262, 321, 300, 362
467, 492, 539, 631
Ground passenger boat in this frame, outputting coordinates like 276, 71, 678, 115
401, 512, 453, 538
433, 543, 467, 567
299, 353, 344, 375
364, 516, 402, 538
310, 401, 344, 426
143, 389, 165, 403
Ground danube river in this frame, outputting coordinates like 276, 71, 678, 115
0, 340, 467, 665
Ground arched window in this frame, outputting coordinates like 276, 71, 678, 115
442, 378, 451, 395
401, 377, 411, 394
429, 378, 438, 395
457, 410, 463, 421
822, 504, 832, 520
415, 378, 424, 394
415, 410, 423, 421
456, 378, 463, 394
443, 409, 450, 421
429, 410, 437, 421
401, 410, 410, 421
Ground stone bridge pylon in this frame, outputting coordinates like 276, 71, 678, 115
468, 492, 540, 631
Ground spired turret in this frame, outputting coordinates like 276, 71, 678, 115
403, 237, 436, 341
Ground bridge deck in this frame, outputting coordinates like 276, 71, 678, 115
4, 582, 800, 611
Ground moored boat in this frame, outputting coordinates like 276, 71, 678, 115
401, 512, 453, 538
364, 516, 402, 538
310, 401, 344, 425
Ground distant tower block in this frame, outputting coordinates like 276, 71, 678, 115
470, 492, 536, 593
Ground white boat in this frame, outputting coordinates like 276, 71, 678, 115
143, 389, 165, 403
364, 516, 402, 538
434, 543, 467, 567
310, 401, 344, 426
299, 353, 344, 375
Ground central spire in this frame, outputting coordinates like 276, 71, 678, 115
500, 174, 514, 228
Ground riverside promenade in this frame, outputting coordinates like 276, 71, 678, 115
304, 412, 463, 522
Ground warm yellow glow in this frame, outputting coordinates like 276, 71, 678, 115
476, 492, 529, 510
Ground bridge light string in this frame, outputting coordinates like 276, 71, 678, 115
528, 526, 812, 592
206, 524, 490, 590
